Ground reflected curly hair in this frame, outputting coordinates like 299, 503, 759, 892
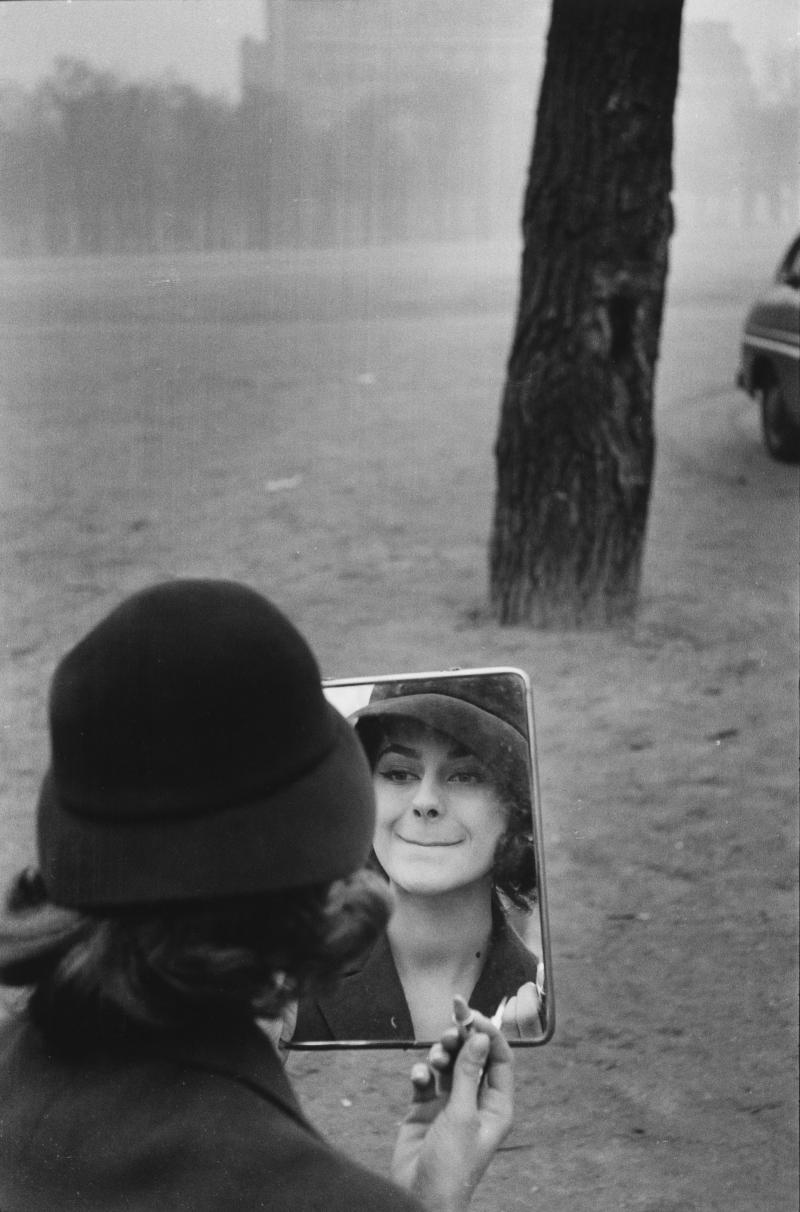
356, 717, 537, 912
0, 867, 390, 1048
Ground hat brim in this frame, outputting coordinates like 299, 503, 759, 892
38, 705, 375, 909
352, 694, 529, 773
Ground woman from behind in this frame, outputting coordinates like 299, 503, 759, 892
0, 579, 514, 1212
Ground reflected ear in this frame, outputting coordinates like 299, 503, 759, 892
492, 825, 537, 912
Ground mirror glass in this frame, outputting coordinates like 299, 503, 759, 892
287, 667, 553, 1048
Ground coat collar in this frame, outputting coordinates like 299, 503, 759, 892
145, 1018, 318, 1137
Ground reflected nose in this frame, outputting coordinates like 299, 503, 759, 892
412, 775, 441, 819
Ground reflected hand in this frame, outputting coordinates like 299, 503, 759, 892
391, 998, 514, 1212
257, 998, 298, 1061
499, 962, 546, 1039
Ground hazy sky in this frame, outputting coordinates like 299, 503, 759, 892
0, 0, 797, 98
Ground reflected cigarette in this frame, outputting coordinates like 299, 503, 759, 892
491, 996, 508, 1028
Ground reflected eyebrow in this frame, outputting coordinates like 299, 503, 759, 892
446, 746, 478, 761
376, 740, 475, 761
377, 743, 420, 760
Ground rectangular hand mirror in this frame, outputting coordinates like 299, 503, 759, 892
287, 667, 554, 1049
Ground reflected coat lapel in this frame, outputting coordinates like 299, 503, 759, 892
298, 907, 539, 1042
313, 929, 415, 1041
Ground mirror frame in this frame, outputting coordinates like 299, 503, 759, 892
287, 666, 555, 1049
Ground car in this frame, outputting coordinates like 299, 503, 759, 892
737, 233, 800, 462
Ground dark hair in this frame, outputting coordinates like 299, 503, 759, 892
0, 867, 390, 1048
357, 718, 537, 911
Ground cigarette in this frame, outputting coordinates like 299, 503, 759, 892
452, 996, 476, 1034
452, 995, 496, 1087
453, 995, 507, 1036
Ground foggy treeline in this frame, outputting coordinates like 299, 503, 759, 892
0, 54, 796, 258
0, 57, 503, 256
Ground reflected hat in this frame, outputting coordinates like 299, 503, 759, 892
352, 673, 530, 775
37, 580, 375, 909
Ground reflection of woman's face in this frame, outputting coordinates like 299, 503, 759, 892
372, 719, 506, 898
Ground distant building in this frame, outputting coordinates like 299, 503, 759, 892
674, 21, 796, 226
674, 22, 757, 222
242, 0, 547, 127
240, 0, 549, 242
240, 6, 791, 243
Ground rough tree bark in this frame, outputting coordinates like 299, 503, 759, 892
489, 0, 684, 626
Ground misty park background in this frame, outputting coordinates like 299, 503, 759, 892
0, 0, 797, 255
0, 3, 798, 1210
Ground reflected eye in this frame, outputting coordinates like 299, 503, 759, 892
447, 767, 486, 786
375, 763, 419, 785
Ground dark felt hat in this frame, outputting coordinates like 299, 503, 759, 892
37, 580, 375, 909
352, 672, 530, 775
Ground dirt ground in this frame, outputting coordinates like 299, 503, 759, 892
0, 225, 797, 1210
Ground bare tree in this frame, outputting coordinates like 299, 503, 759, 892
490, 0, 684, 626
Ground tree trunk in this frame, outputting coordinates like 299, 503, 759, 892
490, 0, 684, 627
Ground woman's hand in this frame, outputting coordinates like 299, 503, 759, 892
499, 962, 546, 1039
391, 998, 514, 1212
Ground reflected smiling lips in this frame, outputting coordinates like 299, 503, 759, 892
396, 836, 465, 847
